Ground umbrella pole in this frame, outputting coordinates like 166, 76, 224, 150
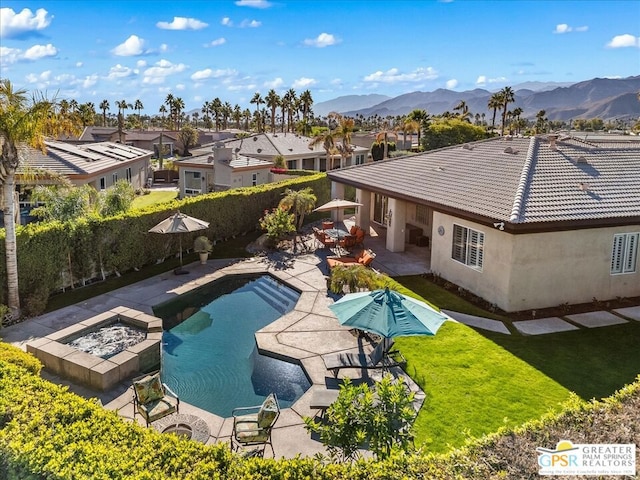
179, 236, 183, 267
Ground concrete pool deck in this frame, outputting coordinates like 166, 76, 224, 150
2, 252, 425, 459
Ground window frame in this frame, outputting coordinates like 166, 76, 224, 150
451, 223, 484, 271
184, 170, 202, 196
611, 232, 639, 275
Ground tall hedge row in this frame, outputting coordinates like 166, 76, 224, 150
0, 174, 330, 316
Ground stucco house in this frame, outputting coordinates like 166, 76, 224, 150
218, 133, 369, 171
327, 134, 640, 312
175, 143, 274, 197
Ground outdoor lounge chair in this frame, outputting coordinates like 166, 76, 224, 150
132, 371, 179, 426
313, 226, 337, 249
231, 393, 280, 457
326, 249, 376, 269
322, 338, 406, 377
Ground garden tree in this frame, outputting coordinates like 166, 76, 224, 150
265, 89, 280, 133
279, 187, 317, 232
178, 124, 197, 156
250, 92, 263, 132
30, 184, 97, 222
329, 264, 385, 294
191, 111, 199, 128
99, 99, 110, 127
272, 154, 286, 169
499, 86, 515, 136
98, 180, 136, 217
407, 109, 429, 150
370, 140, 396, 161
258, 206, 295, 246
422, 117, 489, 151
309, 128, 338, 170
304, 375, 416, 462
375, 121, 398, 160
0, 79, 78, 318
488, 92, 502, 132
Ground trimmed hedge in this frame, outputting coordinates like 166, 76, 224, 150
0, 175, 330, 317
0, 342, 638, 479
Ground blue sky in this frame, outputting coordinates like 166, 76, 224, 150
1, 0, 638, 114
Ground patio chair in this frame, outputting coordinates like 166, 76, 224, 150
326, 249, 376, 269
314, 228, 336, 249
349, 226, 366, 249
132, 371, 179, 427
231, 393, 280, 457
322, 338, 406, 377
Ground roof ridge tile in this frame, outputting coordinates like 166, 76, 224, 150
509, 137, 538, 223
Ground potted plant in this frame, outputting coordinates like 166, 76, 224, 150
193, 236, 213, 264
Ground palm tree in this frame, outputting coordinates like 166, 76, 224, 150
333, 113, 355, 168
375, 121, 398, 160
299, 89, 313, 124
511, 107, 523, 135
0, 80, 78, 318
407, 109, 429, 150
265, 89, 280, 133
309, 130, 337, 170
99, 99, 110, 127
172, 97, 185, 130
279, 187, 317, 232
115, 99, 129, 143
403, 118, 420, 150
499, 86, 515, 136
488, 93, 502, 132
453, 100, 471, 122
250, 92, 263, 132
232, 104, 242, 129
77, 102, 95, 127
211, 97, 222, 131
134, 99, 144, 129
284, 88, 297, 132
158, 104, 167, 169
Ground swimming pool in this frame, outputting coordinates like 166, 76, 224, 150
153, 274, 311, 417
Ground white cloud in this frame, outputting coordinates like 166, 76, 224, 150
191, 68, 237, 81
159, 43, 169, 52
304, 32, 339, 48
23, 43, 57, 60
363, 67, 438, 84
475, 75, 508, 86
446, 78, 458, 89
75, 61, 83, 67
143, 59, 187, 85
554, 23, 588, 34
156, 16, 208, 30
0, 43, 57, 65
221, 17, 233, 27
207, 37, 227, 47
136, 60, 147, 68
107, 64, 136, 79
25, 70, 51, 84
235, 0, 272, 8
606, 34, 640, 48
264, 77, 284, 88
112, 35, 146, 56
82, 74, 99, 88
0, 7, 52, 38
239, 19, 261, 28
292, 77, 316, 88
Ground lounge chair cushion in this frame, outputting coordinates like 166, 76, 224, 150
350, 225, 358, 235
234, 415, 270, 443
133, 373, 164, 405
258, 393, 279, 428
358, 250, 375, 266
138, 397, 178, 423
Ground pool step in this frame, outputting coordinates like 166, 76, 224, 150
251, 278, 299, 314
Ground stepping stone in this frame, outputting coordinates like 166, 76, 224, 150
613, 306, 640, 322
443, 310, 510, 334
513, 317, 579, 335
565, 311, 627, 328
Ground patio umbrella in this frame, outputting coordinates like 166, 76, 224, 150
149, 211, 209, 274
313, 198, 363, 253
329, 287, 448, 339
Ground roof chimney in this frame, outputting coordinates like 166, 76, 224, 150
548, 134, 559, 150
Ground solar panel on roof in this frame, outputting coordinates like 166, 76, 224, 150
48, 141, 103, 161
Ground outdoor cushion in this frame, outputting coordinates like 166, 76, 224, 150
258, 393, 279, 428
350, 225, 358, 235
133, 372, 164, 405
235, 419, 270, 443
138, 397, 178, 423
358, 250, 375, 266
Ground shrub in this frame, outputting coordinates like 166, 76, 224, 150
193, 236, 213, 253
259, 207, 295, 242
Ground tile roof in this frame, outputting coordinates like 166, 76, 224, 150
328, 135, 640, 225
20, 141, 151, 176
177, 151, 273, 170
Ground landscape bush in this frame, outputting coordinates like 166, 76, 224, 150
0, 174, 330, 318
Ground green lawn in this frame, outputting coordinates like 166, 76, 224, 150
393, 276, 640, 453
131, 190, 178, 210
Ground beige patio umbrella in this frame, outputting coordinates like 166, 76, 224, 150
149, 211, 209, 274
313, 199, 363, 254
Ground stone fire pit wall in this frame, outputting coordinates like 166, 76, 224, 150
27, 307, 162, 391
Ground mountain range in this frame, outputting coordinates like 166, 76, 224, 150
314, 76, 640, 122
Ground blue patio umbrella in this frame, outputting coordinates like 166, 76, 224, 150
329, 287, 448, 338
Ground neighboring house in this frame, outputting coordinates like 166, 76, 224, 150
19, 140, 152, 192
175, 143, 274, 197
218, 133, 369, 171
327, 134, 640, 312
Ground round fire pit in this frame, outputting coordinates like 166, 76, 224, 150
153, 414, 210, 443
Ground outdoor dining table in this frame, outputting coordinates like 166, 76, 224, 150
323, 228, 350, 240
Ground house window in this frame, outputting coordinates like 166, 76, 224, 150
452, 224, 484, 270
112, 173, 118, 184
252, 173, 258, 186
184, 170, 202, 195
611, 233, 639, 274
126, 167, 132, 182
355, 154, 365, 165
415, 204, 428, 225
99, 177, 106, 190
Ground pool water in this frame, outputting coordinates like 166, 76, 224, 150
154, 274, 310, 417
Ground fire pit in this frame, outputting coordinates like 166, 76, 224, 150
153, 414, 210, 443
